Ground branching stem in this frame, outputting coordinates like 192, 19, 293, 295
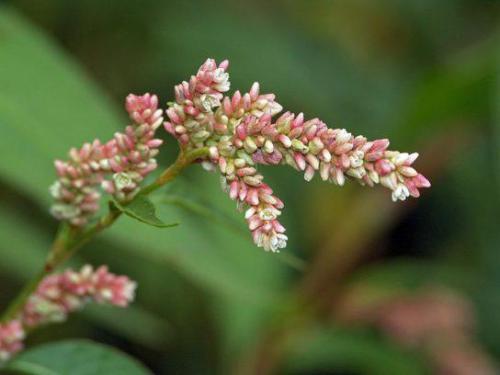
0, 147, 208, 323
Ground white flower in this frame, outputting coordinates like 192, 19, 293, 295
123, 281, 137, 300
50, 203, 81, 220
264, 140, 274, 154
380, 174, 398, 191
333, 168, 345, 186
393, 152, 409, 166
259, 207, 279, 221
267, 101, 283, 116
113, 172, 135, 191
198, 94, 220, 112
391, 183, 410, 202
49, 181, 62, 199
346, 167, 366, 179
304, 166, 315, 181
267, 233, 288, 252
349, 150, 364, 168
201, 161, 216, 172
213, 68, 230, 92
336, 129, 352, 144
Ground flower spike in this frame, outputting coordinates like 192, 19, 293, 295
49, 58, 429, 251
164, 59, 430, 252
22, 265, 136, 327
50, 93, 164, 225
0, 265, 135, 362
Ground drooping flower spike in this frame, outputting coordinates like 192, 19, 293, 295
21, 265, 136, 327
0, 265, 135, 362
49, 58, 429, 252
164, 58, 430, 252
50, 93, 163, 226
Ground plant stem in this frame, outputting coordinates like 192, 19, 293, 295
1, 269, 46, 323
139, 147, 209, 195
0, 147, 208, 323
1, 223, 73, 322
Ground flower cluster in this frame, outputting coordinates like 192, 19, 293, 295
164, 58, 431, 252
50, 93, 163, 226
102, 94, 164, 201
50, 140, 108, 226
22, 265, 136, 327
0, 265, 135, 362
378, 289, 496, 374
48, 58, 430, 251
0, 321, 24, 362
339, 287, 496, 375
376, 289, 473, 347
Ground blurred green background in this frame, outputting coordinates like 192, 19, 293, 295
0, 0, 499, 374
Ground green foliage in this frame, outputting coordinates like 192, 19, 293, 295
0, 7, 123, 204
112, 197, 178, 228
347, 258, 475, 292
283, 327, 425, 375
4, 340, 152, 375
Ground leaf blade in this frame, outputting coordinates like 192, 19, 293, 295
113, 196, 178, 228
5, 340, 152, 375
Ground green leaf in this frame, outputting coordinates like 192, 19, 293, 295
5, 340, 152, 375
112, 196, 178, 228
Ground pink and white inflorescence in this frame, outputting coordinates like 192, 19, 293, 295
48, 58, 430, 252
50, 93, 163, 226
102, 93, 164, 202
164, 58, 431, 252
0, 265, 135, 362
22, 265, 136, 327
